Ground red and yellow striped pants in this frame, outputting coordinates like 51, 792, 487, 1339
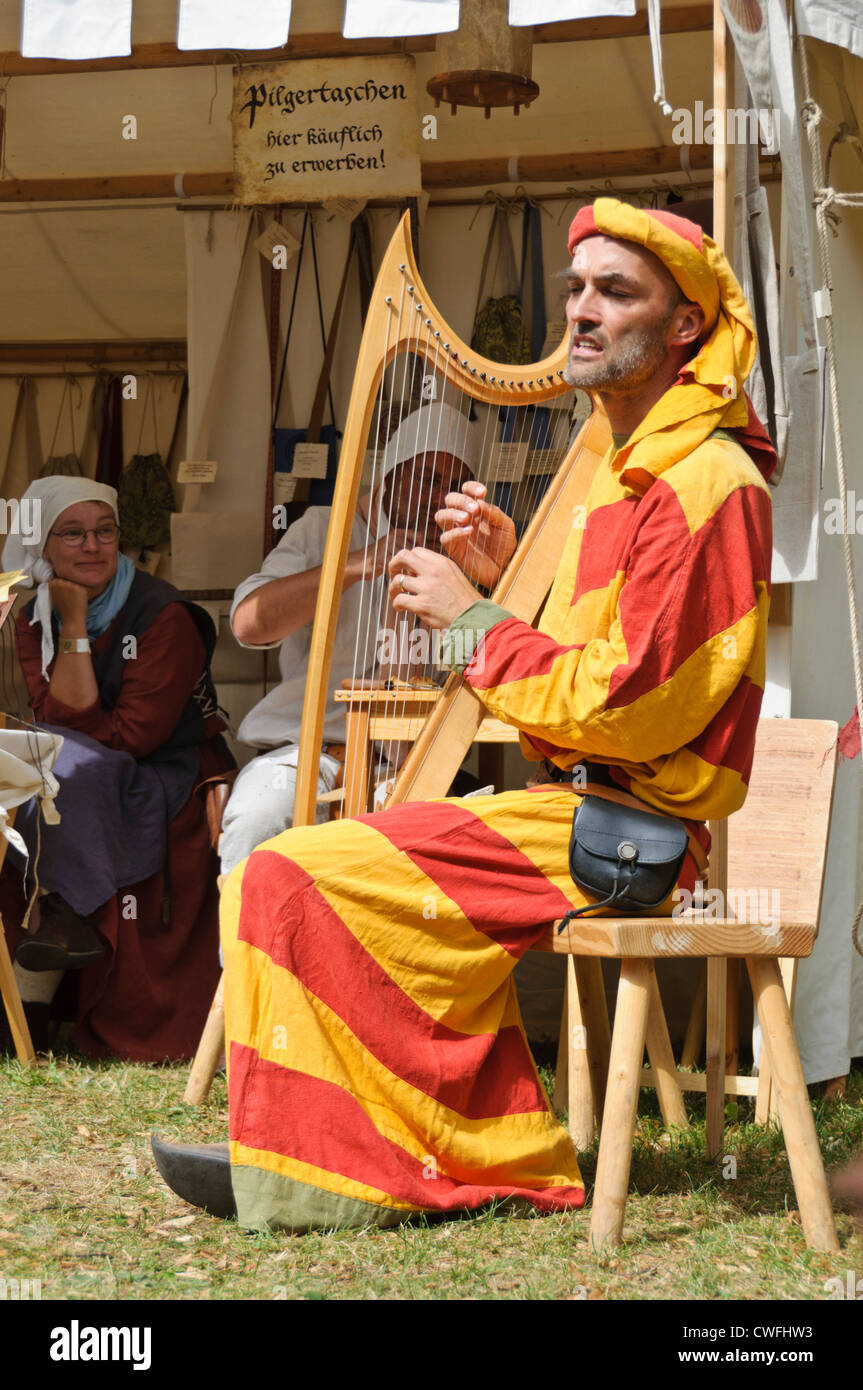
221, 786, 694, 1232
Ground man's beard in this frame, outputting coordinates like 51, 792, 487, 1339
563, 311, 674, 391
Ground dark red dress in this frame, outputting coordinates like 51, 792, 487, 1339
1, 601, 231, 1061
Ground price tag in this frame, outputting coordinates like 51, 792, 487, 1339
254, 221, 301, 265
322, 197, 368, 222
486, 443, 528, 484
527, 448, 566, 476
178, 460, 218, 484
274, 473, 299, 503
540, 318, 569, 359
290, 443, 330, 479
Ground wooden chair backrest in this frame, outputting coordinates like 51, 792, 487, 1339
726, 718, 838, 932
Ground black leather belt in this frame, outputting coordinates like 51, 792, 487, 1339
543, 758, 617, 787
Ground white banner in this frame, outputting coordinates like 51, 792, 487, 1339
509, 0, 635, 23
795, 0, 863, 60
21, 0, 132, 59
343, 0, 460, 39
177, 0, 292, 51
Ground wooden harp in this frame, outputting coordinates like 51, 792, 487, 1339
292, 212, 612, 826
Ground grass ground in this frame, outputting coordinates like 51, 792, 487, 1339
1, 1054, 861, 1302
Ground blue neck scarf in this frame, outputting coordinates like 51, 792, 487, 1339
55, 552, 136, 639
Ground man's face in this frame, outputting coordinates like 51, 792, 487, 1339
562, 235, 684, 392
381, 452, 472, 541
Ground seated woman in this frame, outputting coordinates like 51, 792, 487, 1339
0, 477, 234, 1060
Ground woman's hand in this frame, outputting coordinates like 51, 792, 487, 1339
435, 481, 516, 590
388, 547, 482, 631
48, 578, 89, 635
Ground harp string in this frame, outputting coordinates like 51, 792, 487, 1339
342, 277, 574, 810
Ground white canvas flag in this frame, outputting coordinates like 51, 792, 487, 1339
343, 0, 460, 39
795, 0, 863, 61
21, 0, 132, 59
177, 0, 292, 51
509, 0, 635, 23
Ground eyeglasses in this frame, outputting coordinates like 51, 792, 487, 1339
50, 523, 120, 548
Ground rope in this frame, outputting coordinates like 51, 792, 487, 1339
797, 40, 863, 956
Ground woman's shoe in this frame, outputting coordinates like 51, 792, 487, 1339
150, 1134, 235, 1218
14, 893, 105, 972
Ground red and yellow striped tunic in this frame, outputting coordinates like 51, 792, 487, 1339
466, 427, 773, 833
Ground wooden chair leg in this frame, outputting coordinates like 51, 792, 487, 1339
645, 970, 688, 1130
558, 957, 595, 1149
0, 913, 35, 1065
553, 973, 569, 1117
680, 962, 707, 1068
755, 958, 797, 1125
746, 956, 839, 1253
575, 957, 611, 1130
590, 958, 652, 1250
725, 959, 741, 1075
705, 958, 727, 1158
0, 917, 35, 1067
183, 972, 225, 1105
755, 1047, 774, 1124
0, 801, 35, 1066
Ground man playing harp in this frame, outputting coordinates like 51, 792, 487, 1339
155, 200, 774, 1232
218, 402, 487, 874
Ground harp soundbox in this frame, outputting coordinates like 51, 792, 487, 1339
292, 212, 612, 826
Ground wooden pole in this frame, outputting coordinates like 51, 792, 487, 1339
704, 0, 736, 1160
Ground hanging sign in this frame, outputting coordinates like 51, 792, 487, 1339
233, 56, 422, 204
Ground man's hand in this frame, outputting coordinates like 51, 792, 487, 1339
48, 578, 89, 634
388, 547, 482, 630
346, 528, 412, 585
435, 481, 516, 589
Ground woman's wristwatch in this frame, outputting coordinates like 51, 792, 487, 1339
59, 637, 91, 655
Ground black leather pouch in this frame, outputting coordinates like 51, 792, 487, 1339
561, 794, 688, 928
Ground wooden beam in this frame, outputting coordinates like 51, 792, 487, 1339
0, 8, 714, 77
0, 341, 186, 363
0, 146, 726, 203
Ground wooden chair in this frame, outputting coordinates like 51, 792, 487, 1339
536, 717, 840, 1252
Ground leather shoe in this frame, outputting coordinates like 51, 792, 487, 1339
150, 1133, 235, 1218
14, 893, 105, 972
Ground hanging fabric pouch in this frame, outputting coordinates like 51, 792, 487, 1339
118, 375, 177, 550
40, 377, 83, 477
471, 202, 530, 366
561, 794, 688, 928
273, 213, 365, 507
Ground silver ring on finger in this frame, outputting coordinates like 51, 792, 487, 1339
399, 573, 407, 592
